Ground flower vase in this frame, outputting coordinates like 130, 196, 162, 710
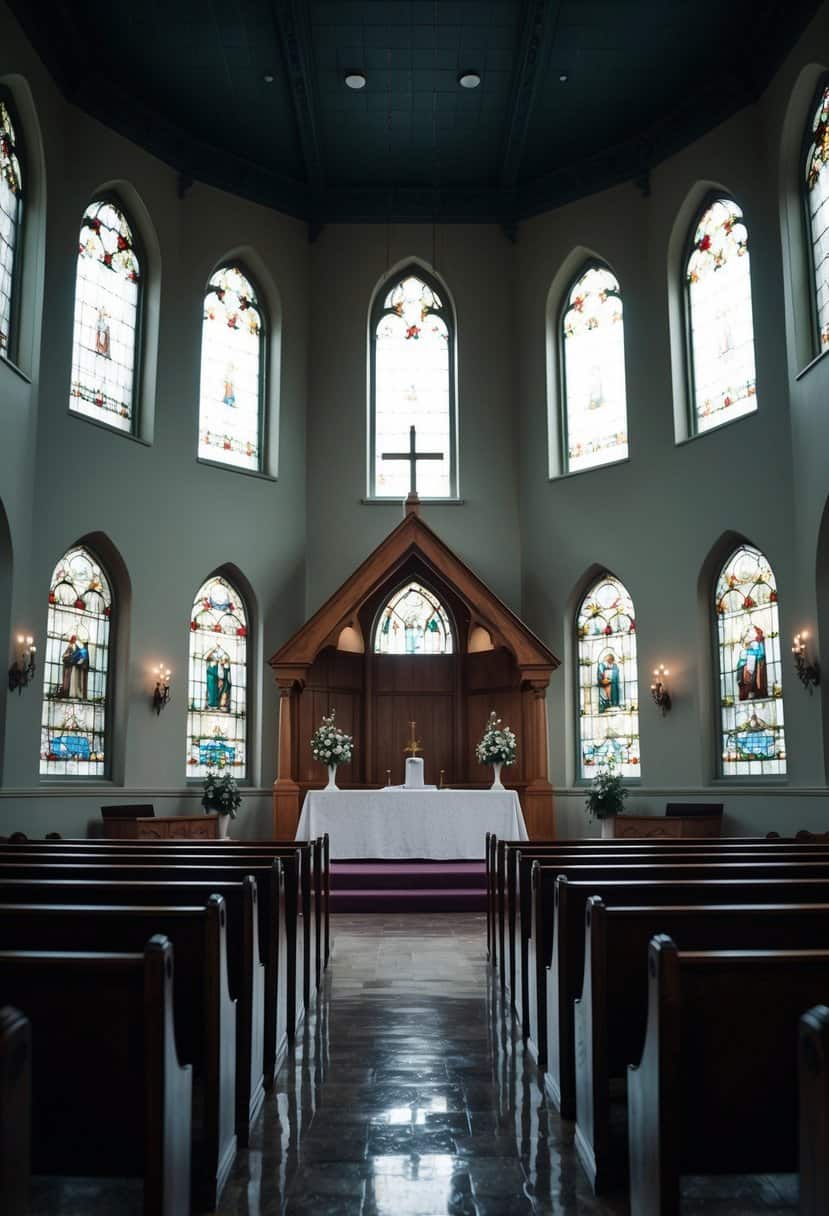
491, 761, 504, 790
326, 764, 338, 791
600, 816, 616, 839
217, 813, 230, 839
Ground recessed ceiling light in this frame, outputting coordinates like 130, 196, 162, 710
458, 70, 481, 89
559, 73, 569, 83
345, 72, 367, 90
263, 74, 274, 84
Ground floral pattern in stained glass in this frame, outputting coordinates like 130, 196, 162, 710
0, 98, 22, 358
806, 84, 829, 348
198, 267, 263, 472
374, 581, 453, 654
562, 266, 628, 472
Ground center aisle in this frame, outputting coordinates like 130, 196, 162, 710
215, 914, 796, 1216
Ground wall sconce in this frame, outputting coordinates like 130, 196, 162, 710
8, 635, 36, 694
152, 665, 172, 714
650, 664, 672, 715
792, 632, 820, 693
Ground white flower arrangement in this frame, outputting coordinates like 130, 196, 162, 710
475, 711, 517, 766
202, 769, 242, 818
311, 710, 354, 767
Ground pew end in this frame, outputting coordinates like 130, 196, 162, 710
800, 1004, 829, 1216
0, 1006, 30, 1216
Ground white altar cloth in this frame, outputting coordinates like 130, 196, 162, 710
295, 788, 528, 860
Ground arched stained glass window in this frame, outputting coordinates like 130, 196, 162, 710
371, 269, 455, 499
374, 582, 453, 655
198, 266, 264, 472
561, 265, 628, 473
577, 574, 640, 779
715, 545, 786, 777
40, 546, 113, 777
686, 198, 757, 433
0, 93, 23, 361
69, 199, 141, 431
805, 80, 829, 350
187, 574, 248, 779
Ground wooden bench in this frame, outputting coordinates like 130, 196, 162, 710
628, 937, 829, 1216
526, 856, 829, 1074
573, 898, 829, 1193
547, 874, 829, 1121
0, 874, 268, 1144
0, 897, 237, 1207
0, 1005, 29, 1216
800, 1003, 829, 1216
0, 936, 191, 1216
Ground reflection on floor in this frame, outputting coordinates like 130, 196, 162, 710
217, 913, 798, 1216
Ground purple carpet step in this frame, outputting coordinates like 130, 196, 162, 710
329, 861, 487, 913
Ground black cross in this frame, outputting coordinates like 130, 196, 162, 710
381, 425, 443, 500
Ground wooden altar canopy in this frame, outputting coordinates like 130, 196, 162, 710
269, 510, 559, 840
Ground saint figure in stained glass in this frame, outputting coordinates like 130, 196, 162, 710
576, 575, 640, 779
0, 93, 23, 359
198, 267, 263, 472
736, 624, 767, 700
597, 652, 620, 712
187, 575, 248, 778
373, 582, 453, 655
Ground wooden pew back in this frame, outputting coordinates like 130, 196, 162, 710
0, 1006, 29, 1216
799, 1004, 829, 1216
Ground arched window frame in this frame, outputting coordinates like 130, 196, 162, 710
371, 579, 455, 655
40, 543, 115, 780
683, 192, 758, 436
713, 543, 787, 779
186, 571, 251, 782
802, 73, 829, 357
197, 262, 268, 475
68, 193, 144, 435
0, 85, 25, 367
575, 572, 641, 782
558, 259, 629, 475
368, 264, 458, 500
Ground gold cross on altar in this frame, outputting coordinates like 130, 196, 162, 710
404, 720, 422, 757
381, 425, 443, 507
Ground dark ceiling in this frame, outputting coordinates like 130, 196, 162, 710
8, 0, 821, 232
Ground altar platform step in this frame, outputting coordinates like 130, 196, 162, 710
329, 861, 487, 913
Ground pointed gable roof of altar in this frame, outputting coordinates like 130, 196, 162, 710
269, 511, 558, 683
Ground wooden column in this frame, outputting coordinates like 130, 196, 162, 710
522, 677, 555, 840
272, 679, 301, 838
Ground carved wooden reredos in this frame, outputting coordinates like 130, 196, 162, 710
269, 513, 559, 840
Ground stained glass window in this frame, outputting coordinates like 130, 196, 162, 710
0, 94, 23, 360
686, 198, 757, 433
187, 575, 248, 779
561, 265, 628, 473
806, 81, 829, 350
40, 547, 112, 778
69, 200, 141, 431
577, 574, 640, 779
374, 582, 453, 655
371, 270, 455, 498
198, 266, 263, 472
715, 545, 786, 777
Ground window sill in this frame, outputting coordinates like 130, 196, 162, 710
674, 404, 759, 447
549, 454, 630, 482
0, 353, 32, 385
362, 496, 465, 506
67, 407, 151, 446
795, 345, 829, 381
197, 457, 276, 483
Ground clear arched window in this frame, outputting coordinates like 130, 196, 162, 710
370, 268, 456, 499
187, 574, 248, 779
577, 574, 640, 778
715, 544, 786, 777
374, 582, 453, 655
561, 264, 628, 473
686, 197, 757, 433
0, 91, 23, 362
198, 266, 264, 472
805, 79, 829, 351
69, 199, 141, 432
40, 546, 113, 777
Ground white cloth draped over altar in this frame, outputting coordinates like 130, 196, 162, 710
295, 788, 528, 860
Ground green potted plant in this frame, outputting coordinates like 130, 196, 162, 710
201, 766, 241, 838
585, 759, 628, 838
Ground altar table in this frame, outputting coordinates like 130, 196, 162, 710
295, 788, 528, 860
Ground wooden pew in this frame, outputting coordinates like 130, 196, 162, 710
0, 1005, 29, 1216
0, 936, 191, 1216
1, 844, 318, 1019
0, 897, 236, 1207
543, 870, 829, 1120
627, 936, 829, 1216
0, 875, 268, 1143
525, 855, 829, 1073
800, 1003, 829, 1216
573, 898, 829, 1193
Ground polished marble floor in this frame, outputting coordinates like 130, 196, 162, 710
29, 913, 798, 1215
